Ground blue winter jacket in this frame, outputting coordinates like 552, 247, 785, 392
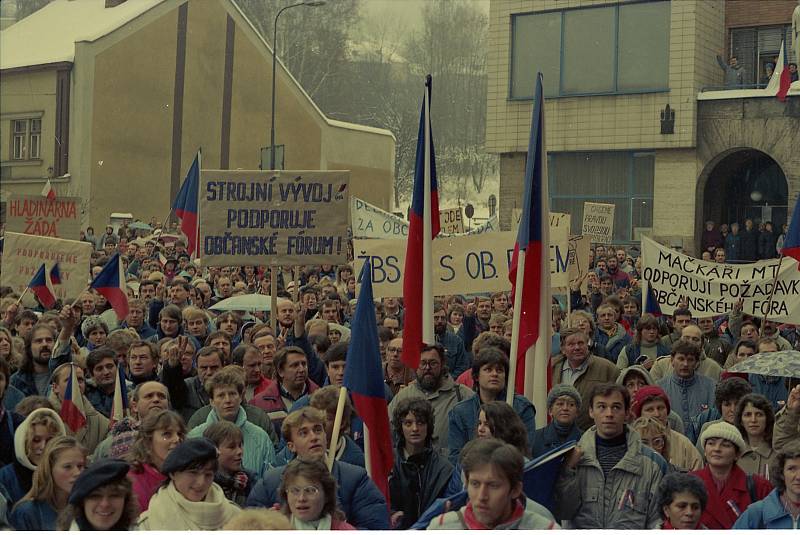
9, 499, 57, 530
273, 435, 364, 468
9, 340, 72, 397
246, 460, 389, 530
593, 324, 631, 364
733, 489, 799, 529
531, 422, 582, 459
447, 392, 536, 465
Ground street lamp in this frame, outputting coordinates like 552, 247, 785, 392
270, 0, 326, 171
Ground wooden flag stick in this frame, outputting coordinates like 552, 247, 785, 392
327, 385, 348, 472
14, 286, 30, 306
506, 248, 526, 406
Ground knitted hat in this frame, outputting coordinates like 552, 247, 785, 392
161, 438, 218, 475
81, 315, 109, 339
631, 385, 671, 419
546, 384, 582, 410
68, 459, 129, 505
699, 421, 746, 453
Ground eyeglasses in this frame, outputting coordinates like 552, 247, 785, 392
642, 436, 665, 449
418, 360, 440, 370
386, 347, 401, 354
288, 485, 320, 497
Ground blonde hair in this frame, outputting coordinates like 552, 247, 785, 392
223, 509, 293, 530
17, 436, 86, 510
0, 326, 22, 371
182, 306, 207, 322
632, 415, 670, 458
281, 407, 325, 442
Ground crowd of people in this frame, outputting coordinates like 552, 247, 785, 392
700, 218, 790, 263
0, 219, 798, 530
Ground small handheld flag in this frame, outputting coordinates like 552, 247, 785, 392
644, 283, 664, 317
60, 365, 87, 433
173, 151, 200, 257
344, 260, 393, 507
49, 263, 62, 285
110, 363, 129, 428
89, 253, 129, 320
41, 179, 56, 200
28, 263, 56, 309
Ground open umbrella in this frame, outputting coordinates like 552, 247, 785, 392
128, 222, 152, 231
209, 294, 272, 312
728, 350, 800, 378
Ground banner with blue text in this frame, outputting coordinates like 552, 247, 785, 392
199, 170, 350, 266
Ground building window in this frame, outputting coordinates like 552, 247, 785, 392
730, 25, 796, 87
510, 1, 670, 98
10, 118, 42, 161
548, 151, 654, 242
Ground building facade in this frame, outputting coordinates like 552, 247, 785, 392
488, 0, 798, 254
0, 0, 395, 233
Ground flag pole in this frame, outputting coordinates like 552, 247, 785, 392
14, 287, 30, 306
326, 385, 348, 471
760, 253, 784, 335
506, 249, 526, 406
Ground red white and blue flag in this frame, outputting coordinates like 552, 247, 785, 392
344, 260, 393, 506
110, 363, 129, 428
777, 39, 792, 102
173, 150, 200, 257
28, 263, 56, 309
90, 253, 129, 320
507, 73, 551, 415
644, 283, 664, 317
49, 263, 61, 285
782, 194, 800, 268
402, 75, 440, 370
60, 365, 87, 433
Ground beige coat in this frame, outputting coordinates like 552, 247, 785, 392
649, 351, 722, 383
738, 442, 777, 478
551, 354, 620, 430
668, 429, 703, 471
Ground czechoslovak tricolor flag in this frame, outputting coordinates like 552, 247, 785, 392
344, 260, 393, 506
90, 253, 129, 320
172, 150, 200, 257
110, 363, 129, 428
28, 263, 56, 309
60, 365, 87, 433
41, 179, 56, 200
49, 263, 61, 285
644, 282, 664, 317
783, 194, 800, 269
401, 75, 440, 370
507, 73, 551, 419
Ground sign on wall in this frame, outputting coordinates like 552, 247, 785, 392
1, 232, 92, 306
6, 195, 82, 239
439, 207, 464, 235
199, 170, 350, 266
581, 202, 615, 243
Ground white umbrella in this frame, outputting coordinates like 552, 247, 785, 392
209, 294, 272, 312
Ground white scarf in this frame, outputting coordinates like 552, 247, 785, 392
291, 513, 333, 531
141, 482, 240, 530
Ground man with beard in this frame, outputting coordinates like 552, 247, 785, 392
10, 305, 76, 397
461, 297, 492, 353
433, 303, 469, 379
388, 344, 474, 456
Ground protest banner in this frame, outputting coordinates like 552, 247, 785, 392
1, 232, 92, 307
439, 207, 464, 234
354, 225, 571, 298
641, 235, 800, 320
6, 195, 82, 239
582, 202, 615, 243
199, 170, 350, 266
567, 235, 591, 294
351, 197, 499, 238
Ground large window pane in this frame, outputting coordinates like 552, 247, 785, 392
618, 1, 670, 91
562, 7, 615, 94
551, 152, 628, 196
632, 153, 655, 195
511, 12, 562, 97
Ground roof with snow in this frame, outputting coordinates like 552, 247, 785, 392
0, 0, 164, 70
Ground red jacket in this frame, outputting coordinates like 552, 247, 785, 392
690, 464, 772, 529
128, 462, 166, 513
250, 379, 319, 438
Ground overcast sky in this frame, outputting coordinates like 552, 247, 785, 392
361, 0, 489, 34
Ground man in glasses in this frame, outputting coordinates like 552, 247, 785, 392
383, 337, 415, 396
387, 343, 474, 456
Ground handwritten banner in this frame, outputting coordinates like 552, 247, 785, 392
6, 195, 81, 239
199, 170, 350, 266
566, 235, 592, 294
353, 227, 571, 298
351, 197, 499, 238
641, 235, 800, 320
1, 232, 92, 306
439, 207, 464, 234
582, 202, 615, 243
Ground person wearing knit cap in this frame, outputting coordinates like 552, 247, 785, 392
136, 438, 240, 530
632, 385, 702, 471
617, 365, 685, 435
532, 385, 582, 458
690, 421, 772, 529
81, 315, 109, 350
59, 459, 137, 530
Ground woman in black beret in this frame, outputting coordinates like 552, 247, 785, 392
136, 437, 239, 530
57, 459, 138, 530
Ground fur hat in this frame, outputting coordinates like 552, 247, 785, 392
81, 315, 109, 339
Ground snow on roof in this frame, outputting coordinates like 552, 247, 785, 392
0, 0, 163, 70
327, 118, 394, 139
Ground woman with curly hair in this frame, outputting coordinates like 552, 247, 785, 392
279, 458, 354, 530
126, 409, 185, 512
58, 459, 138, 530
10, 436, 87, 530
734, 393, 777, 478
